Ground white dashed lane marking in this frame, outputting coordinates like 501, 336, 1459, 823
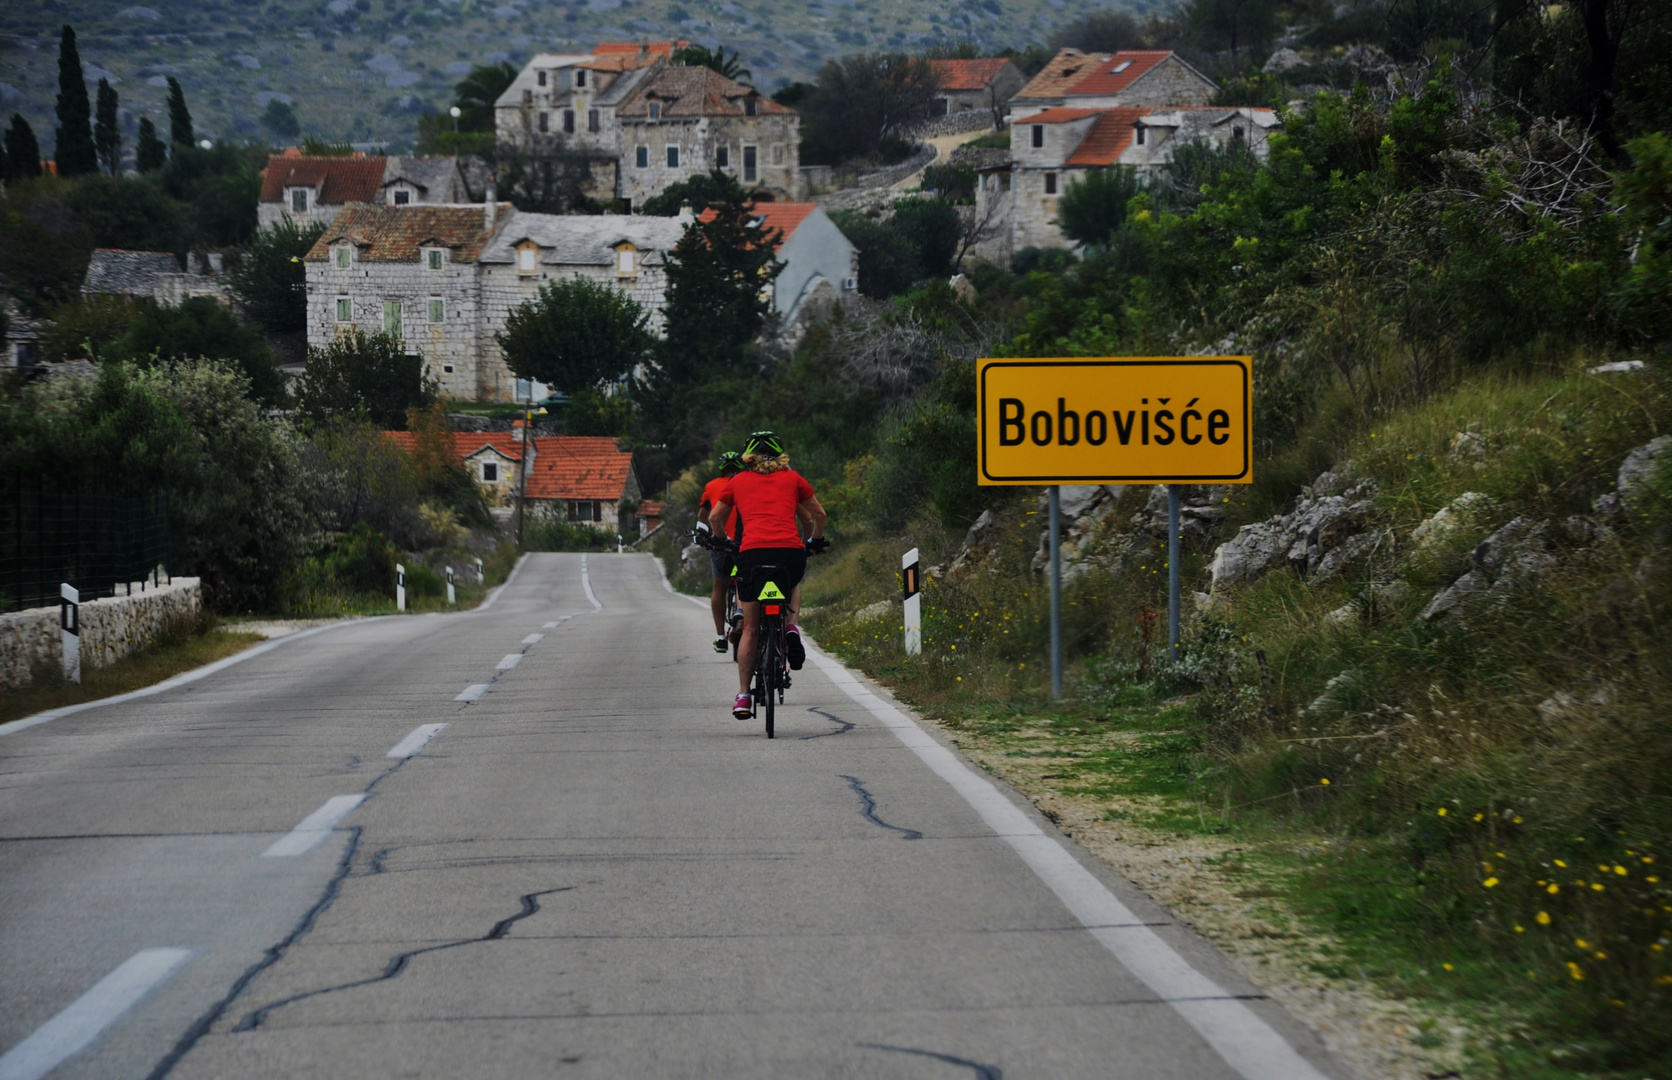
0, 948, 192, 1080
261, 795, 366, 858
386, 723, 447, 759
496, 654, 522, 670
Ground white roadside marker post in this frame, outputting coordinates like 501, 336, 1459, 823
902, 547, 922, 656
60, 583, 81, 684
474, 556, 484, 584
445, 565, 455, 605
396, 564, 406, 612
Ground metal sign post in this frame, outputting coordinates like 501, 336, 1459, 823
60, 583, 80, 684
902, 548, 922, 656
396, 564, 406, 612
445, 566, 455, 606
975, 356, 1254, 692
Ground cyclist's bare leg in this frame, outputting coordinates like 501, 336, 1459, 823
789, 585, 802, 624
710, 575, 728, 635
736, 601, 761, 693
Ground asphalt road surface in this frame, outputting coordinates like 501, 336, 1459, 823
0, 553, 1353, 1080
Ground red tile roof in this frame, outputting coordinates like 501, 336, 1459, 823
928, 58, 1013, 92
260, 154, 386, 205
1064, 51, 1174, 97
1025, 107, 1105, 124
696, 200, 815, 251
1065, 107, 1150, 166
594, 40, 685, 57
305, 204, 503, 263
383, 431, 526, 462
526, 436, 635, 500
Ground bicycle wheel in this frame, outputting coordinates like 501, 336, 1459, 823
762, 622, 778, 739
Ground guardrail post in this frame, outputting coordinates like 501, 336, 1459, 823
902, 547, 921, 657
474, 556, 484, 584
445, 565, 455, 605
396, 563, 406, 612
60, 583, 80, 683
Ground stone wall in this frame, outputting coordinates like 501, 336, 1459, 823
0, 577, 202, 689
1121, 60, 1217, 107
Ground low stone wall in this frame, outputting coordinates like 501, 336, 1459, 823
911, 110, 1002, 139
0, 577, 202, 688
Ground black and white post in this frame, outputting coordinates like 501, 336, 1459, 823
902, 547, 922, 656
474, 556, 484, 584
396, 563, 406, 612
445, 565, 455, 606
1049, 485, 1063, 699
60, 583, 81, 684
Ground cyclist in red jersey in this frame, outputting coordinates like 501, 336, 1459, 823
707, 431, 828, 719
696, 451, 744, 653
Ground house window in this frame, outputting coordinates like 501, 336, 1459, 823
1031, 125, 1044, 148
517, 243, 538, 273
576, 68, 587, 88
1233, 126, 1245, 140
617, 248, 636, 275
428, 297, 444, 322
1113, 60, 1132, 73
1135, 125, 1146, 146
666, 145, 679, 168
743, 145, 756, 182
1044, 172, 1058, 195
383, 300, 402, 337
442, 363, 454, 373
537, 69, 547, 87
482, 462, 498, 482
290, 188, 309, 213
635, 145, 648, 168
563, 109, 575, 134
588, 108, 600, 132
427, 249, 444, 270
744, 96, 756, 116
334, 246, 351, 268
716, 145, 729, 168
522, 89, 533, 105
393, 189, 411, 205
538, 111, 549, 133
335, 296, 352, 322
568, 500, 601, 522
649, 102, 661, 120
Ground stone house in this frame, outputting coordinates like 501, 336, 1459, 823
380, 156, 476, 207
3, 298, 41, 368
927, 58, 1028, 125
1008, 49, 1217, 120
743, 202, 858, 323
975, 105, 1280, 256
258, 153, 387, 231
82, 249, 229, 306
495, 45, 799, 209
385, 429, 640, 529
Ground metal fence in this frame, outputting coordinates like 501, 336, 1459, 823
0, 478, 171, 614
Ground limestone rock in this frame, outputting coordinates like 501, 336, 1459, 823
1448, 431, 1487, 461
1421, 517, 1554, 619
1617, 435, 1672, 502
1263, 47, 1306, 73
1209, 468, 1377, 590
1410, 491, 1491, 552
854, 599, 895, 622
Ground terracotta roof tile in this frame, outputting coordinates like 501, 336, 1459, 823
260, 155, 386, 204
305, 204, 504, 263
618, 65, 791, 118
1065, 107, 1149, 166
526, 436, 635, 500
383, 431, 526, 462
594, 40, 684, 57
928, 58, 1013, 92
698, 200, 815, 250
1025, 107, 1106, 124
1065, 51, 1174, 96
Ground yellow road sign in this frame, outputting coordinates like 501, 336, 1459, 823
978, 357, 1252, 485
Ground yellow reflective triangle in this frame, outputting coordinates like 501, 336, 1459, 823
757, 581, 786, 601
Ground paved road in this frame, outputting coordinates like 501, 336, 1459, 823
0, 554, 1351, 1079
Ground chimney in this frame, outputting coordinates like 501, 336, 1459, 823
511, 418, 526, 443
485, 179, 498, 229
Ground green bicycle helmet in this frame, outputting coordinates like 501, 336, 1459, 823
716, 450, 743, 473
744, 430, 785, 457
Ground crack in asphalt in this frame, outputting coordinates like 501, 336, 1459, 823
453, 623, 557, 710
858, 1043, 1003, 1078
800, 707, 854, 740
839, 775, 922, 840
231, 886, 574, 1032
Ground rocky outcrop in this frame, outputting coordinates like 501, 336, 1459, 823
1420, 517, 1555, 620
1592, 435, 1671, 516
1208, 467, 1378, 591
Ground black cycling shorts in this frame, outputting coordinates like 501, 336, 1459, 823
733, 547, 807, 603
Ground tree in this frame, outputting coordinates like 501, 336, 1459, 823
451, 62, 517, 132
4, 114, 41, 181
891, 198, 962, 277
54, 25, 97, 178
40, 294, 146, 364
640, 170, 741, 216
292, 328, 438, 430
105, 297, 284, 405
660, 171, 783, 383
799, 53, 938, 165
498, 277, 652, 395
260, 98, 301, 140
1057, 166, 1143, 246
64, 175, 186, 253
830, 211, 920, 297
1183, 0, 1280, 64
1050, 10, 1148, 52
166, 76, 193, 147
135, 117, 166, 173
496, 140, 603, 214
673, 44, 752, 83
94, 78, 120, 175
228, 218, 327, 333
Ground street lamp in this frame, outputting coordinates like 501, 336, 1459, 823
513, 397, 550, 550
449, 105, 461, 133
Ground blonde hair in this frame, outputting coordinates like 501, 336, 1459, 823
743, 451, 790, 473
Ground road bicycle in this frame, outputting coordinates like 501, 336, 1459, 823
742, 563, 792, 739
693, 527, 745, 660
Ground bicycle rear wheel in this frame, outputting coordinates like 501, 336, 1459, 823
762, 625, 778, 739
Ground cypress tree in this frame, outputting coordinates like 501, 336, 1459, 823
135, 117, 166, 173
5, 114, 43, 181
0, 132, 6, 185
54, 24, 97, 177
94, 78, 121, 175
166, 77, 194, 147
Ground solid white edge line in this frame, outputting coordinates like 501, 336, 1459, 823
0, 619, 389, 738
454, 684, 489, 702
477, 553, 530, 611
0, 947, 192, 1080
580, 554, 602, 610
496, 654, 523, 670
386, 722, 447, 759
651, 552, 710, 609
261, 794, 366, 858
804, 645, 1334, 1080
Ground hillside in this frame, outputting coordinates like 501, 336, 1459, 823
0, 0, 1066, 153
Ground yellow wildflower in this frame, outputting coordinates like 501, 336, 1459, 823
1484, 877, 1500, 888
1554, 859, 1567, 868
1576, 939, 1589, 948
1614, 865, 1627, 876
1536, 911, 1551, 925
1437, 808, 1448, 817
1442, 963, 1454, 971
1568, 962, 1584, 981
1548, 884, 1560, 894
1320, 778, 1330, 786
1514, 925, 1525, 933
1474, 813, 1484, 822
1592, 883, 1605, 891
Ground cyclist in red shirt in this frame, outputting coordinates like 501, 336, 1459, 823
696, 451, 744, 653
707, 431, 828, 719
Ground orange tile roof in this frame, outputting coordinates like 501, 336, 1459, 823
260, 154, 386, 204
1015, 49, 1099, 100
928, 58, 1013, 92
1064, 108, 1150, 166
305, 204, 503, 263
696, 200, 815, 250
1025, 107, 1105, 124
1065, 50, 1175, 97
383, 431, 527, 462
526, 436, 635, 500
594, 40, 685, 57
